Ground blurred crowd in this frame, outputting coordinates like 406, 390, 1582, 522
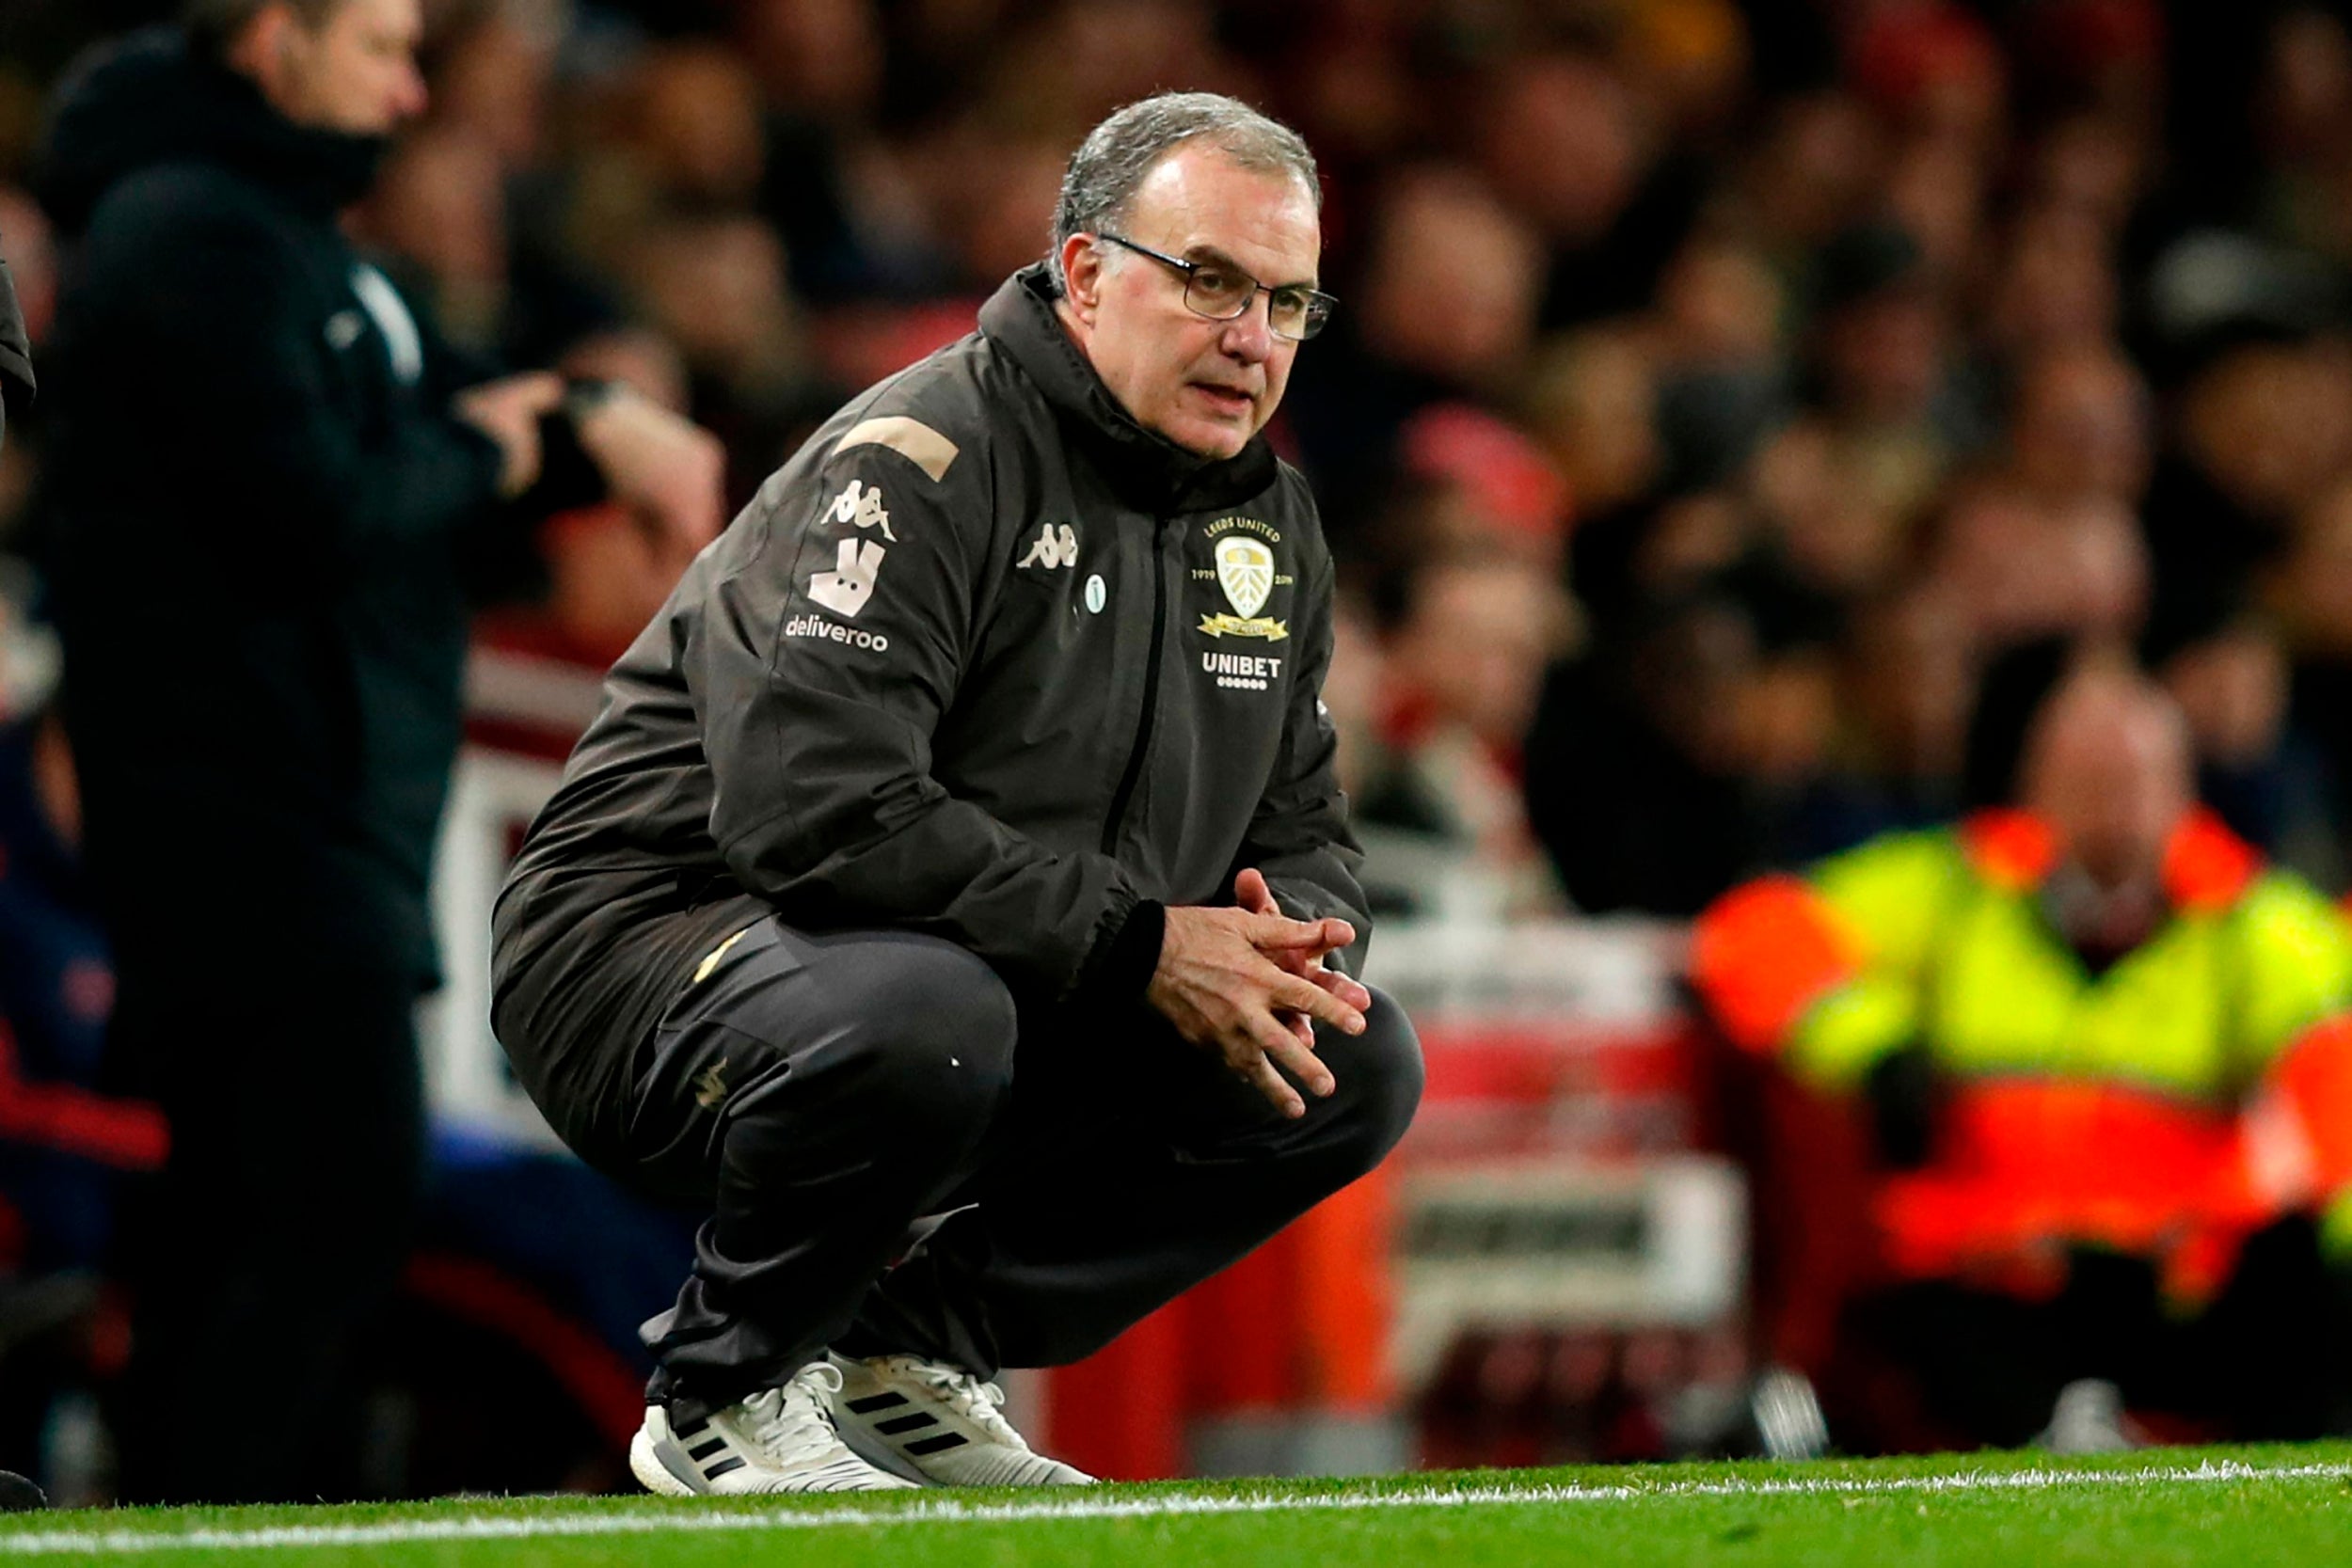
1, 0, 2351, 925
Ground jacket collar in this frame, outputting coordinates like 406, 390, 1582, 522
1959, 806, 2262, 912
977, 263, 1279, 514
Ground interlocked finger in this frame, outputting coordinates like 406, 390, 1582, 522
1235, 1048, 1305, 1119
1271, 972, 1366, 1036
1305, 965, 1375, 1014
1250, 1009, 1336, 1100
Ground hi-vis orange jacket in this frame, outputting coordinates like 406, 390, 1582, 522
1692, 809, 2352, 1303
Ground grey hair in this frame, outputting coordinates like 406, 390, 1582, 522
1051, 92, 1320, 293
183, 0, 346, 58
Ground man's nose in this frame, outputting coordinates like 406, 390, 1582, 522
394, 63, 430, 122
1219, 294, 1275, 362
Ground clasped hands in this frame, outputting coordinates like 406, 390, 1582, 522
1144, 868, 1373, 1119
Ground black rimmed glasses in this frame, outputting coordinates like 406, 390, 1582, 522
1097, 234, 1336, 341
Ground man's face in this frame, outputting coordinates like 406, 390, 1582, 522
2026, 690, 2192, 894
270, 0, 429, 136
1061, 143, 1320, 460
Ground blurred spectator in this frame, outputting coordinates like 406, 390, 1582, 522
358, 127, 515, 355
1779, 587, 1972, 859
620, 213, 835, 500
1396, 404, 1572, 566
1286, 162, 1544, 521
0, 628, 149, 1279
1524, 590, 1765, 916
2250, 8, 2352, 264
1735, 92, 1883, 260
1356, 542, 1570, 919
1933, 485, 2145, 653
1694, 664, 2352, 1449
1930, 344, 2156, 657
1522, 328, 1665, 537
1785, 218, 1978, 511
423, 3, 555, 174
1474, 53, 1706, 332
621, 40, 767, 212
1983, 204, 2122, 362
2142, 329, 2352, 662
1648, 233, 1788, 492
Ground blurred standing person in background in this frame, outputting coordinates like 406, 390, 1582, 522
30, 0, 723, 1503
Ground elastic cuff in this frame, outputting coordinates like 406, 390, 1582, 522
1083, 900, 1166, 1004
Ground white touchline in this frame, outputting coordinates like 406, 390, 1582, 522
0, 1459, 2344, 1556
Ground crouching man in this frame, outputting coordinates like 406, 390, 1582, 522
491, 93, 1422, 1494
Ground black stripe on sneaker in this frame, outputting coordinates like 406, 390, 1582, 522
688, 1438, 728, 1460
846, 1393, 910, 1415
704, 1456, 747, 1480
674, 1417, 710, 1438
874, 1413, 937, 1435
904, 1433, 969, 1455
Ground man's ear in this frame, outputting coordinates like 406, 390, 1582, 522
225, 3, 301, 103
1058, 234, 1104, 325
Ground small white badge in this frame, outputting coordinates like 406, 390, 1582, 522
1085, 574, 1106, 614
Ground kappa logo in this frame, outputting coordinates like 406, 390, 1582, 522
829, 478, 897, 541
694, 1059, 730, 1110
1019, 523, 1080, 570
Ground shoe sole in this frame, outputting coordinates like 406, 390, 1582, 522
629, 1429, 699, 1497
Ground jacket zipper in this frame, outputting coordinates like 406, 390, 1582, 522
1101, 515, 1170, 854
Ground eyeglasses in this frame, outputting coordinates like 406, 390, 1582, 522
1096, 234, 1336, 341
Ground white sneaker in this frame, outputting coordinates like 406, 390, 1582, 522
830, 1353, 1096, 1486
629, 1362, 919, 1495
2036, 1378, 2142, 1455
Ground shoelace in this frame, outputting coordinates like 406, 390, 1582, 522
742, 1362, 850, 1468
897, 1358, 1027, 1449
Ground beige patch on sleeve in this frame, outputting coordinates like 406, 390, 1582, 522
832, 417, 960, 483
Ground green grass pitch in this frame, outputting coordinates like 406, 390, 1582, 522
1, 1445, 2347, 1565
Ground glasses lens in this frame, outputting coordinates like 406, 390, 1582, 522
1266, 288, 1313, 341
1268, 291, 1334, 341
1184, 264, 1254, 320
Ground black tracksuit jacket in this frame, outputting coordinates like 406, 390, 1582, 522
493, 264, 1367, 1136
36, 31, 529, 981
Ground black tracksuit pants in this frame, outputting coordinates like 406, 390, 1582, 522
106, 959, 425, 1504
591, 918, 1422, 1422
